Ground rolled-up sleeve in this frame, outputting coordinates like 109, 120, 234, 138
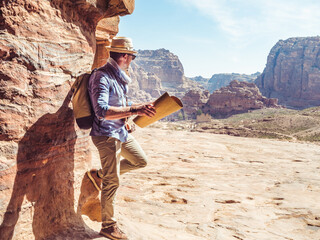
88, 71, 110, 119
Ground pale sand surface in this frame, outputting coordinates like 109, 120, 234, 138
85, 127, 320, 240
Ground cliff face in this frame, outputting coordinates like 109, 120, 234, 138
0, 1, 134, 239
203, 80, 280, 118
208, 73, 260, 93
134, 49, 185, 87
128, 61, 164, 101
130, 49, 202, 100
256, 37, 320, 108
181, 90, 210, 118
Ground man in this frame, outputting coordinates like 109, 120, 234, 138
88, 36, 156, 240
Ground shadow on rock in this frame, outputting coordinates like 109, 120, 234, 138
0, 92, 98, 240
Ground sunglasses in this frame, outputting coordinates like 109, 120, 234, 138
128, 54, 136, 60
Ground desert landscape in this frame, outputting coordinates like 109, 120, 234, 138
81, 123, 320, 240
1, 1, 320, 239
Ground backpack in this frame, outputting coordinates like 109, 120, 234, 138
71, 70, 94, 129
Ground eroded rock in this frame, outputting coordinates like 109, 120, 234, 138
0, 0, 134, 239
203, 80, 280, 118
256, 37, 320, 108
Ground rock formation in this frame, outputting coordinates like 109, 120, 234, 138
190, 73, 260, 93
181, 90, 210, 118
207, 72, 260, 93
203, 80, 280, 118
135, 49, 185, 86
256, 37, 320, 108
130, 49, 202, 100
128, 61, 163, 102
0, 0, 134, 239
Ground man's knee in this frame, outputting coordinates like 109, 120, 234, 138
101, 176, 120, 192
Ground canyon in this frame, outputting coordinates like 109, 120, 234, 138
1, 1, 320, 239
130, 50, 278, 118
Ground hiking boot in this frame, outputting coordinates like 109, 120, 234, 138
99, 225, 128, 240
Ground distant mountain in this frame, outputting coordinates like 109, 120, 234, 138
189, 76, 210, 88
190, 73, 261, 93
256, 36, 320, 108
128, 49, 203, 102
128, 48, 283, 119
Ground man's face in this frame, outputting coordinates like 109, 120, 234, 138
122, 54, 135, 70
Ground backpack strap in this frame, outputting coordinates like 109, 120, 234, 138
71, 69, 95, 95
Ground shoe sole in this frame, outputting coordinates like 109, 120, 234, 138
87, 170, 101, 191
99, 231, 128, 240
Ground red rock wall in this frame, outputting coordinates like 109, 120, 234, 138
0, 0, 134, 239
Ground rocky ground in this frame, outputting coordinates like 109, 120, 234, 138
82, 124, 320, 240
178, 107, 320, 143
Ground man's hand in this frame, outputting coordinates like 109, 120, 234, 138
130, 104, 156, 118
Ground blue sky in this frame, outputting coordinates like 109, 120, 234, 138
118, 0, 320, 78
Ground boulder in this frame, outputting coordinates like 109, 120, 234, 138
203, 80, 280, 118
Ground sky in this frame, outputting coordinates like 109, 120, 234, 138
118, 0, 320, 78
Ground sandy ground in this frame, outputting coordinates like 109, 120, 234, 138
84, 127, 320, 240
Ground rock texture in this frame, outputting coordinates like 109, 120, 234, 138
207, 72, 260, 93
135, 49, 185, 87
129, 49, 202, 101
256, 37, 320, 108
203, 80, 280, 118
181, 90, 210, 118
190, 73, 260, 93
0, 0, 134, 239
128, 61, 164, 101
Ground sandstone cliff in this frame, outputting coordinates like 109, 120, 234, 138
128, 61, 163, 101
0, 1, 134, 239
256, 37, 320, 108
129, 49, 202, 101
203, 80, 280, 118
181, 90, 210, 118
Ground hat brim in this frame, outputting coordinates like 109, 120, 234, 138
107, 47, 137, 55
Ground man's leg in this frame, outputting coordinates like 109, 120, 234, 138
91, 136, 121, 228
120, 134, 148, 175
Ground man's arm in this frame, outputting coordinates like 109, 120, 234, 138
104, 104, 156, 120
89, 71, 156, 120
130, 101, 154, 107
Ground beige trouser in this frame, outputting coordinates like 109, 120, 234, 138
91, 134, 148, 228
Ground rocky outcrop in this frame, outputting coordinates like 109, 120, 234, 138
203, 80, 280, 118
135, 49, 185, 87
256, 37, 320, 108
128, 61, 164, 101
0, 0, 134, 239
181, 90, 210, 118
130, 49, 202, 100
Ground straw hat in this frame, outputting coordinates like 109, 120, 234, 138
107, 37, 137, 54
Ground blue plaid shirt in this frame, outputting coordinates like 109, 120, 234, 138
88, 58, 131, 142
